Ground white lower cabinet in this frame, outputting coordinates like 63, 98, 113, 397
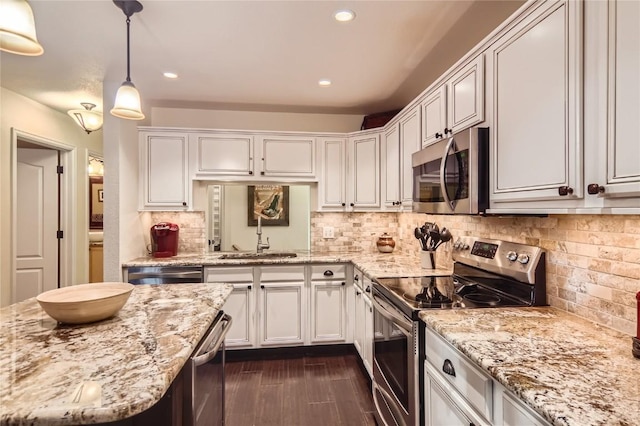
425, 327, 551, 426
353, 268, 373, 377
258, 280, 306, 346
310, 264, 348, 343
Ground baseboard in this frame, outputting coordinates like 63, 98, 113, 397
226, 343, 357, 362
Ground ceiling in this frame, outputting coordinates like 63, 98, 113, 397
0, 0, 524, 118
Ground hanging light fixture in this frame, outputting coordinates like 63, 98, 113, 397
67, 103, 104, 134
0, 0, 44, 55
110, 0, 145, 120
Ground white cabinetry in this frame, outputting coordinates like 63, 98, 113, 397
257, 135, 316, 178
205, 267, 255, 348
190, 133, 254, 177
353, 268, 373, 377
382, 107, 421, 210
488, 0, 583, 206
421, 55, 484, 148
309, 264, 348, 343
317, 137, 347, 210
139, 131, 190, 210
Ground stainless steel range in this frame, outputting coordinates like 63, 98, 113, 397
371, 237, 546, 426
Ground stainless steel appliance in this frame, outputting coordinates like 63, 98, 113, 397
124, 266, 203, 284
371, 237, 546, 426
184, 311, 232, 426
412, 127, 489, 215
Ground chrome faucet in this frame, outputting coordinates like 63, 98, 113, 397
256, 216, 270, 253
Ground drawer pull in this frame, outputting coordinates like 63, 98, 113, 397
323, 270, 334, 277
442, 359, 456, 377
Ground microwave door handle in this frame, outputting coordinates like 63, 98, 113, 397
439, 136, 456, 211
192, 313, 233, 366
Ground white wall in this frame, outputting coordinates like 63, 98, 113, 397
151, 107, 364, 133
0, 87, 102, 306
221, 185, 310, 251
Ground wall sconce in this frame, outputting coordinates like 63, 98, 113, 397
110, 0, 145, 120
0, 0, 44, 56
68, 103, 103, 134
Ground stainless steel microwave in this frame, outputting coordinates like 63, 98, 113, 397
412, 127, 489, 215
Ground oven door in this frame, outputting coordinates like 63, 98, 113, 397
372, 292, 417, 426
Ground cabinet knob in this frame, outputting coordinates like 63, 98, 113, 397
260, 171, 265, 176
260, 285, 265, 289
350, 203, 355, 207
444, 128, 452, 135
248, 285, 252, 290
323, 270, 334, 277
354, 275, 359, 282
356, 290, 361, 296
442, 359, 456, 377
341, 281, 345, 286
341, 203, 346, 207
558, 186, 574, 196
248, 171, 253, 175
365, 285, 371, 293
435, 132, 442, 139
182, 202, 187, 206
587, 183, 605, 195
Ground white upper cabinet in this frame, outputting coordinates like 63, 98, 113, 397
488, 0, 583, 206
347, 132, 380, 210
382, 107, 421, 210
191, 133, 254, 177
139, 131, 190, 210
317, 137, 347, 210
421, 55, 484, 148
257, 135, 316, 178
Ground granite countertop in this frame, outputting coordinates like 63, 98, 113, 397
122, 251, 452, 280
0, 283, 233, 425
419, 307, 640, 426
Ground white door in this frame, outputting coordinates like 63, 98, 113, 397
310, 281, 346, 343
382, 125, 400, 208
422, 85, 447, 148
399, 108, 421, 207
223, 284, 255, 348
317, 138, 347, 210
16, 147, 59, 302
348, 133, 380, 209
259, 282, 305, 346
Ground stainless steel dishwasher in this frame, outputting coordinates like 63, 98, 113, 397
124, 266, 204, 284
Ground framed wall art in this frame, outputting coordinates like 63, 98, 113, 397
248, 185, 289, 226
89, 176, 104, 229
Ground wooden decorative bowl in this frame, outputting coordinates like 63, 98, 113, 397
36, 282, 134, 324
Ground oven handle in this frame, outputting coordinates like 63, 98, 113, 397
373, 381, 406, 426
192, 312, 233, 366
372, 294, 412, 333
439, 135, 456, 212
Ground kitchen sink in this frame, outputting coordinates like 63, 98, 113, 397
219, 252, 298, 260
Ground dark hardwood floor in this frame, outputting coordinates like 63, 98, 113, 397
225, 352, 376, 426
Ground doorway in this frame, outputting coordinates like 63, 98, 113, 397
11, 129, 75, 303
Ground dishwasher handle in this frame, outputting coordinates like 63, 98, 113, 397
192, 312, 232, 366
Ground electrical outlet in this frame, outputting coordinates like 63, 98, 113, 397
323, 226, 335, 239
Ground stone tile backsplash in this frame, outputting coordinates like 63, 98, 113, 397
312, 212, 640, 337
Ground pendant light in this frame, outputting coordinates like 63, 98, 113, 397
68, 103, 103, 134
0, 0, 44, 56
110, 0, 145, 120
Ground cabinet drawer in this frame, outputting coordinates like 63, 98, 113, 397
310, 264, 346, 280
425, 328, 493, 420
259, 266, 305, 282
205, 267, 253, 283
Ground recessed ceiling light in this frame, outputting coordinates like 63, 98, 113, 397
163, 72, 178, 79
318, 79, 332, 87
334, 9, 355, 22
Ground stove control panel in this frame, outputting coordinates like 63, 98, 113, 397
471, 241, 498, 259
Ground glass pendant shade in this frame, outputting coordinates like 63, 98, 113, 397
67, 103, 103, 134
110, 81, 145, 120
0, 0, 44, 56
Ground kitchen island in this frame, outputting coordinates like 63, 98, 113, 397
420, 307, 640, 426
0, 283, 233, 425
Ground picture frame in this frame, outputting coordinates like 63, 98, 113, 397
89, 176, 103, 229
248, 185, 289, 226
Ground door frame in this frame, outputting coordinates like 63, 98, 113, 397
11, 128, 76, 302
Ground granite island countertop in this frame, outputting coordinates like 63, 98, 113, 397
0, 283, 233, 425
122, 251, 452, 280
419, 307, 640, 426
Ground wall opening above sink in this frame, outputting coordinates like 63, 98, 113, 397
197, 183, 311, 253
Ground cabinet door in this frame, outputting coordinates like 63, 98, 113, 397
490, 1, 583, 204
422, 85, 447, 148
259, 281, 305, 346
603, 0, 640, 198
222, 283, 255, 348
192, 133, 254, 177
382, 124, 401, 209
363, 294, 374, 376
501, 392, 548, 426
353, 285, 365, 358
141, 132, 189, 209
258, 135, 316, 178
348, 133, 380, 209
310, 280, 347, 343
425, 372, 475, 426
317, 138, 347, 210
399, 108, 421, 207
448, 54, 485, 133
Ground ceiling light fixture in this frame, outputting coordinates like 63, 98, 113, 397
318, 79, 332, 87
334, 9, 355, 22
163, 72, 178, 79
0, 0, 44, 55
110, 0, 145, 120
68, 103, 103, 134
